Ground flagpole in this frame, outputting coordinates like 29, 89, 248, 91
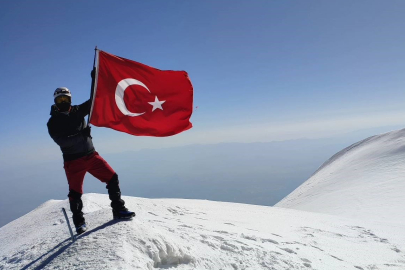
88, 46, 98, 124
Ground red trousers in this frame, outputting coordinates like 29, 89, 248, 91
64, 151, 116, 194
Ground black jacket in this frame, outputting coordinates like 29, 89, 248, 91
47, 100, 95, 161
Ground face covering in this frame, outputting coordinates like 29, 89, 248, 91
56, 102, 71, 112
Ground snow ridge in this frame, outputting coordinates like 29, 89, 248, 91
310, 134, 377, 177
276, 128, 405, 223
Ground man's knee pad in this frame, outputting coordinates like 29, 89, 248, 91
69, 190, 83, 214
68, 189, 82, 200
106, 173, 119, 191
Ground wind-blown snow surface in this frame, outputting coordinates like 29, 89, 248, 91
276, 128, 405, 223
2, 129, 405, 269
1, 194, 405, 269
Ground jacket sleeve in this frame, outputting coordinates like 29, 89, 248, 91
47, 123, 85, 148
78, 99, 91, 117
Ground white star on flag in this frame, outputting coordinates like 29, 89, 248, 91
148, 96, 166, 112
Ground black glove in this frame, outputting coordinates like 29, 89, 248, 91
82, 126, 92, 138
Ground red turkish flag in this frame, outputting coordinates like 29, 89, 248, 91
89, 50, 193, 137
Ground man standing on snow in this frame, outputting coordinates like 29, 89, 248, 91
47, 87, 135, 235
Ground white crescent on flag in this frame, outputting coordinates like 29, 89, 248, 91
114, 78, 151, 117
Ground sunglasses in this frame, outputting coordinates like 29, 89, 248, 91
55, 95, 71, 104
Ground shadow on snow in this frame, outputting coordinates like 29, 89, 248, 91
21, 220, 120, 270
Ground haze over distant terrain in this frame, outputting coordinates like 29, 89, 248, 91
0, 126, 401, 228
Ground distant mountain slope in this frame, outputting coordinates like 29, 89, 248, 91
276, 128, 405, 223
1, 194, 405, 270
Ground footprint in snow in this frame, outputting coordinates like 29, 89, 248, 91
310, 245, 324, 251
213, 236, 225, 241
329, 254, 344, 261
280, 248, 297, 254
391, 247, 401, 253
224, 222, 235, 226
214, 230, 232, 235
200, 239, 218, 249
220, 242, 239, 252
179, 224, 193, 229
241, 234, 258, 241
262, 238, 279, 245
167, 208, 179, 215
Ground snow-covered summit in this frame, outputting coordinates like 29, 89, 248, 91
2, 129, 405, 269
1, 194, 405, 269
276, 128, 405, 223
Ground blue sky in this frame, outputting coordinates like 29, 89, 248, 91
1, 0, 405, 166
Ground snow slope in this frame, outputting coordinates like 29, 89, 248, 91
1, 194, 405, 270
2, 129, 405, 269
276, 128, 405, 223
